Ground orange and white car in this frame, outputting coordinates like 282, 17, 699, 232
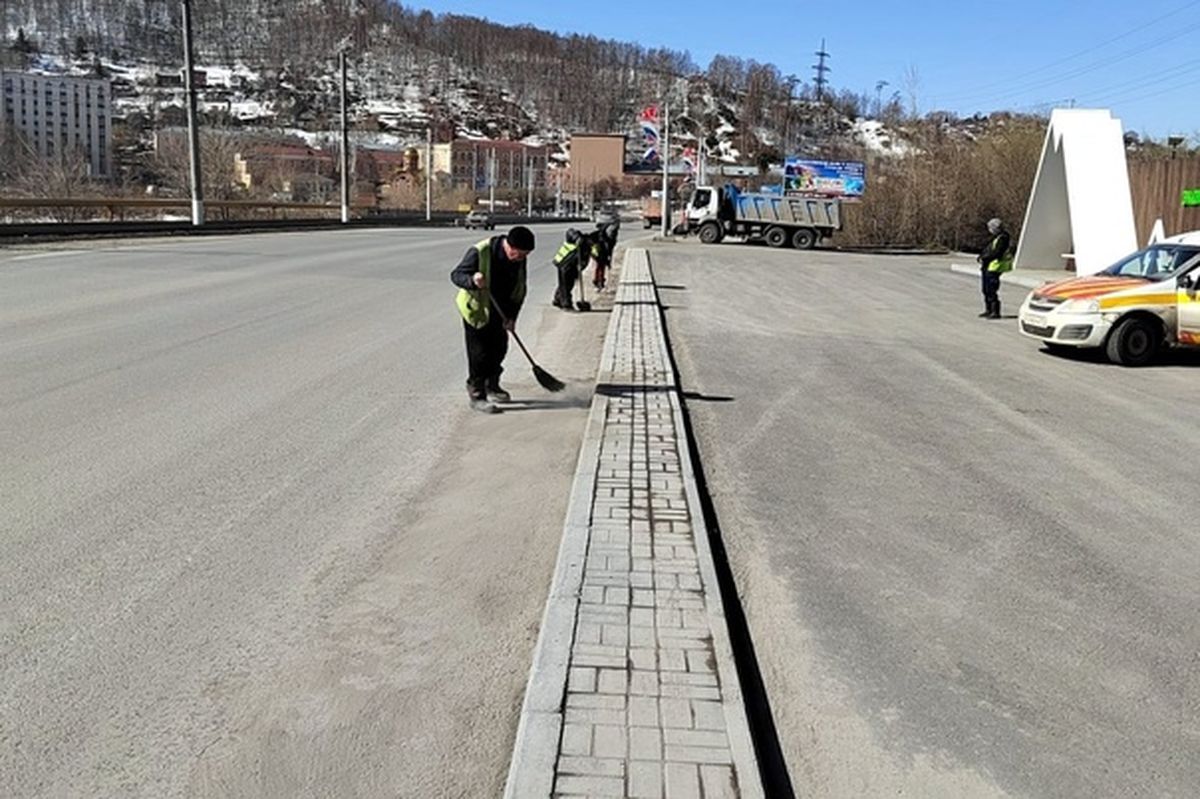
1017, 231, 1200, 365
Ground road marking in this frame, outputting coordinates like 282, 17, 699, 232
4, 250, 87, 262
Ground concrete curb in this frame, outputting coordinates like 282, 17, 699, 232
949, 262, 1066, 290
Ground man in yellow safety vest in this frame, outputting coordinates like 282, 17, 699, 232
977, 217, 1012, 319
450, 225, 536, 413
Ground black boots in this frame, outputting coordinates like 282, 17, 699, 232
980, 300, 1001, 319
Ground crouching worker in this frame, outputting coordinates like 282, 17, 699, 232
450, 225, 535, 413
551, 227, 594, 310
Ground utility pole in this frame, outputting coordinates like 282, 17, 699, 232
425, 127, 432, 221
813, 39, 831, 103
555, 169, 562, 217
874, 80, 889, 117
661, 101, 670, 237
338, 50, 350, 224
181, 0, 204, 226
488, 148, 495, 213
525, 153, 533, 216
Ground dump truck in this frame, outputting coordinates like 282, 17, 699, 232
686, 184, 841, 249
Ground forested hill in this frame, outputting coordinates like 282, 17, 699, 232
2, 0, 876, 157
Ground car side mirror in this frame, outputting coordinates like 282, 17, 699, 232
1178, 274, 1195, 290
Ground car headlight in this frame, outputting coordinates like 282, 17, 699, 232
1059, 298, 1100, 313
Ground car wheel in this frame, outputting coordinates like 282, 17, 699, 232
765, 226, 788, 248
1105, 316, 1160, 366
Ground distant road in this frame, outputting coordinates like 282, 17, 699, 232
652, 240, 1200, 798
0, 226, 608, 797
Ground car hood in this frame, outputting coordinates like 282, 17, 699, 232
1034, 275, 1149, 300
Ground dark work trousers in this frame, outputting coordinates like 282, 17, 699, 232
554, 260, 579, 307
981, 269, 1001, 309
463, 317, 509, 395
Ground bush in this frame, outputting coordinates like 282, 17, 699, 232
840, 115, 1046, 251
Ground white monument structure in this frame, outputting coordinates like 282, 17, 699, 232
1014, 109, 1138, 276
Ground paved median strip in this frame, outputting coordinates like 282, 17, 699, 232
505, 247, 762, 798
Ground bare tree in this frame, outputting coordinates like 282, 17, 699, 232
152, 128, 244, 202
2, 132, 99, 219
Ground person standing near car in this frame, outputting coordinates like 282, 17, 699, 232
450, 225, 536, 413
977, 217, 1012, 319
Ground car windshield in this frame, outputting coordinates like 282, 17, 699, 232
1098, 245, 1200, 281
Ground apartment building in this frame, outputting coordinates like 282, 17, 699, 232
0, 70, 113, 177
431, 139, 547, 191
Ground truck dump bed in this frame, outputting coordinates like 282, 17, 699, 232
727, 187, 841, 229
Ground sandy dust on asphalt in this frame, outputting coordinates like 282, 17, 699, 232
183, 271, 616, 798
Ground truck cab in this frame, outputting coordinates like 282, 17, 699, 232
1016, 231, 1200, 365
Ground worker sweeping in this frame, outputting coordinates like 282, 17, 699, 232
592, 220, 619, 290
451, 225, 535, 413
551, 227, 597, 311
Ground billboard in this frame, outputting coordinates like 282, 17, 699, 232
784, 158, 866, 199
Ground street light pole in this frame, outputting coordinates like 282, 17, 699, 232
339, 50, 350, 224
660, 101, 670, 237
526, 153, 533, 216
425, 128, 434, 221
181, 0, 204, 226
488, 148, 496, 213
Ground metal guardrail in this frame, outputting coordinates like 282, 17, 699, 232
0, 197, 372, 211
0, 199, 589, 242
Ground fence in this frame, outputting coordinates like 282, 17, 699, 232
1128, 155, 1200, 241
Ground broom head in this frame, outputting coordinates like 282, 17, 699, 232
533, 364, 566, 392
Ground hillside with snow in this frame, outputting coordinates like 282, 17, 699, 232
2, 0, 936, 180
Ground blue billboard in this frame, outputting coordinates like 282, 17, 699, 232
784, 158, 866, 199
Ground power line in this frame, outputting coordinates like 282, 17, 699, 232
1091, 71, 1200, 107
934, 0, 1200, 102
946, 18, 1200, 109
1081, 58, 1200, 103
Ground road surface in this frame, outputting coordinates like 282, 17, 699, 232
0, 225, 609, 797
652, 239, 1200, 798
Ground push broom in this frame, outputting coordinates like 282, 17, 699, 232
488, 295, 566, 392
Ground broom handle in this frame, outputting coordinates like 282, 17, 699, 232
487, 294, 537, 367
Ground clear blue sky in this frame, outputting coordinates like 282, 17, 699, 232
406, 0, 1200, 142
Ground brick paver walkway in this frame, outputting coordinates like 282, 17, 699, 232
506, 247, 761, 799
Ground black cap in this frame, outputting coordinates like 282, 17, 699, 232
506, 225, 536, 252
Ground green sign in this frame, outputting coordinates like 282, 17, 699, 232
1184, 188, 1200, 207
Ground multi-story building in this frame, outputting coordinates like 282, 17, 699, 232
431, 139, 547, 191
0, 70, 113, 177
568, 134, 627, 184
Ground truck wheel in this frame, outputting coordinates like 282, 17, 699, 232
1105, 316, 1160, 366
765, 227, 788, 248
791, 228, 816, 249
698, 223, 722, 244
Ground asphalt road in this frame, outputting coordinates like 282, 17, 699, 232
0, 225, 611, 797
652, 239, 1200, 798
